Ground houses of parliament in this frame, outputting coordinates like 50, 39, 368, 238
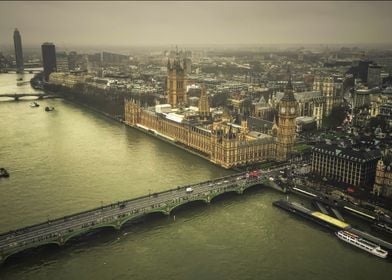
124, 53, 298, 168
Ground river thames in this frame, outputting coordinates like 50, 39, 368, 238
0, 73, 391, 279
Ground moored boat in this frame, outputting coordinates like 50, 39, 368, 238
336, 230, 388, 259
372, 222, 392, 234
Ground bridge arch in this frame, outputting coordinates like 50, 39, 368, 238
118, 209, 169, 229
242, 182, 266, 193
62, 224, 118, 245
209, 190, 241, 203
2, 241, 61, 265
167, 198, 209, 214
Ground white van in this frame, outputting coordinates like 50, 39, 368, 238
186, 187, 193, 194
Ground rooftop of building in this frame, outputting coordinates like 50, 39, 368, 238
383, 87, 392, 95
275, 90, 323, 101
140, 103, 275, 143
296, 116, 316, 124
312, 143, 382, 162
248, 116, 274, 131
247, 131, 273, 140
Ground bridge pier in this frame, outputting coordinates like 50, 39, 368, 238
115, 220, 123, 230
59, 235, 65, 245
14, 96, 19, 101
236, 186, 245, 194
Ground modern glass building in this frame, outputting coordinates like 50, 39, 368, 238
41, 42, 57, 81
13, 28, 24, 73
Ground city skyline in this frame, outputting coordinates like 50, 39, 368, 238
0, 1, 392, 48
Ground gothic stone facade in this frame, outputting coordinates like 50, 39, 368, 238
125, 100, 281, 169
124, 80, 297, 168
373, 160, 392, 198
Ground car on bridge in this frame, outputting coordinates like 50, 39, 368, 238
247, 170, 261, 178
186, 187, 193, 194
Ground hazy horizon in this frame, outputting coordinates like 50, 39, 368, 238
1, 1, 392, 49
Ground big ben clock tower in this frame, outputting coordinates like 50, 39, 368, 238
276, 72, 298, 162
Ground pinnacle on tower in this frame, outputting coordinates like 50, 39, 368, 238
281, 66, 296, 102
201, 83, 206, 96
286, 67, 293, 91
167, 58, 171, 69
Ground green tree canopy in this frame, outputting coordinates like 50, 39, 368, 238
323, 106, 348, 129
211, 92, 229, 108
367, 116, 388, 131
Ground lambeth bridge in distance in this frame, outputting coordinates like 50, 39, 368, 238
0, 166, 288, 264
0, 93, 60, 101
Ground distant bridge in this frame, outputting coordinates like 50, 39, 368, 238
0, 166, 288, 264
0, 93, 61, 101
0, 68, 42, 74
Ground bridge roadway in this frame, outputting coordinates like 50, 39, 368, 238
0, 166, 287, 264
0, 93, 60, 101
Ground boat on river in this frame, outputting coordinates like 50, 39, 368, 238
0, 168, 9, 178
336, 230, 388, 259
30, 102, 40, 108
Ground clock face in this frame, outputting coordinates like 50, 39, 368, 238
290, 107, 295, 114
281, 107, 286, 114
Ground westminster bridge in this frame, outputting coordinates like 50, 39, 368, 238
0, 166, 289, 264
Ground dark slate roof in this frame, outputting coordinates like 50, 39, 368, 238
248, 116, 274, 131
275, 91, 323, 102
312, 143, 382, 162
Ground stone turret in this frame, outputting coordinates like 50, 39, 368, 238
167, 49, 187, 108
198, 84, 211, 120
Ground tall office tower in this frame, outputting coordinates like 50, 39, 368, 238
41, 42, 57, 81
358, 60, 372, 83
13, 28, 24, 73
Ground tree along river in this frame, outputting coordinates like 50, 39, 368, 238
0, 73, 391, 279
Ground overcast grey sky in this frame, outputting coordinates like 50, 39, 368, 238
1, 1, 391, 47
